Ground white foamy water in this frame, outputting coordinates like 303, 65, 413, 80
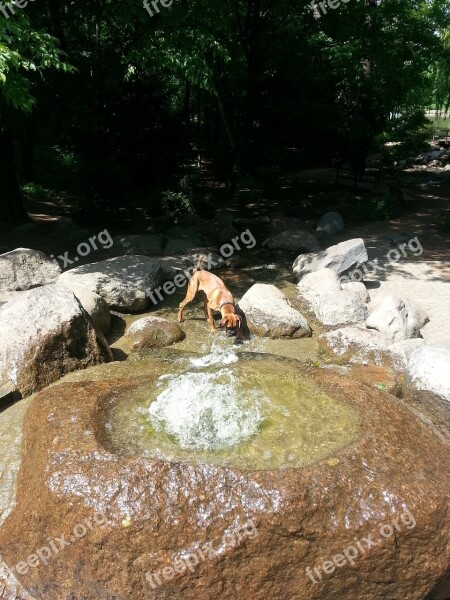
189, 343, 239, 368
148, 369, 265, 450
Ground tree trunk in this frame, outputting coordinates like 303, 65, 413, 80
0, 128, 29, 225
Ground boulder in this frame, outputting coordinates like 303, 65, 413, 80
293, 238, 368, 282
164, 239, 197, 256
297, 268, 342, 304
219, 226, 240, 244
68, 229, 92, 243
1, 359, 449, 600
234, 216, 270, 226
126, 316, 185, 349
388, 339, 426, 370
51, 216, 78, 235
262, 229, 321, 253
366, 295, 429, 343
316, 211, 344, 235
59, 283, 111, 334
57, 256, 163, 312
313, 291, 368, 326
318, 326, 390, 365
406, 342, 450, 401
164, 227, 203, 245
0, 285, 111, 398
238, 284, 311, 338
341, 281, 370, 303
268, 216, 307, 233
0, 248, 61, 292
112, 235, 166, 256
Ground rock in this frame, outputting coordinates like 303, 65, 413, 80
297, 270, 368, 326
1, 358, 449, 600
51, 216, 78, 235
316, 211, 344, 235
406, 342, 450, 401
388, 339, 426, 370
268, 216, 307, 233
164, 239, 197, 256
238, 284, 311, 338
112, 235, 166, 256
293, 238, 368, 282
341, 281, 370, 303
59, 283, 111, 334
164, 227, 203, 245
234, 216, 270, 226
219, 226, 240, 244
126, 316, 185, 349
318, 326, 390, 365
297, 268, 342, 304
216, 211, 235, 227
57, 256, 163, 312
313, 291, 368, 326
0, 285, 111, 398
145, 215, 173, 234
0, 248, 61, 292
366, 295, 429, 343
68, 229, 92, 243
262, 229, 321, 253
13, 222, 40, 235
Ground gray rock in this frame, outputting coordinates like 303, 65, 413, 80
51, 216, 78, 235
238, 284, 311, 338
268, 216, 307, 234
406, 342, 450, 401
297, 268, 342, 304
316, 211, 344, 235
388, 339, 426, 370
57, 256, 163, 312
341, 281, 370, 303
234, 216, 270, 226
0, 285, 111, 397
126, 316, 185, 349
293, 238, 368, 282
318, 326, 390, 365
366, 295, 429, 343
314, 291, 368, 326
112, 234, 166, 256
0, 248, 61, 292
263, 229, 321, 253
59, 283, 111, 334
164, 238, 197, 256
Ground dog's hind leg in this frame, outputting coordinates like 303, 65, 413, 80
178, 275, 199, 322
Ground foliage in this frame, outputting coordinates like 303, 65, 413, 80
355, 193, 400, 222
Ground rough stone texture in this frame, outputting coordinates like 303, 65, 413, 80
388, 339, 426, 370
366, 295, 430, 343
341, 281, 370, 304
318, 326, 391, 366
268, 216, 307, 234
57, 256, 163, 312
238, 284, 311, 338
262, 229, 321, 253
59, 283, 111, 334
0, 364, 449, 600
126, 316, 185, 349
112, 235, 166, 256
314, 290, 368, 326
0, 248, 61, 292
316, 211, 344, 235
406, 342, 450, 401
297, 268, 342, 303
0, 286, 111, 398
293, 238, 368, 282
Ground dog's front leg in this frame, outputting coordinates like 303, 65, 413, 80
207, 307, 215, 333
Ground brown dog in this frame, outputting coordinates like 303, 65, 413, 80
178, 266, 246, 339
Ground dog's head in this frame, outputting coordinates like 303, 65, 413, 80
220, 313, 242, 337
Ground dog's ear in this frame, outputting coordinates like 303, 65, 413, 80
236, 315, 242, 326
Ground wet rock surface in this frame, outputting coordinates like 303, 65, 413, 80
0, 359, 449, 600
0, 248, 61, 292
126, 316, 186, 349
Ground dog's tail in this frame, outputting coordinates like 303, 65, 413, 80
194, 256, 206, 273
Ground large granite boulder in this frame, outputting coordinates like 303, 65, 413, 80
59, 283, 111, 334
406, 342, 450, 401
0, 285, 111, 398
293, 238, 368, 282
112, 235, 166, 256
316, 211, 344, 235
0, 248, 61, 292
263, 229, 321, 253
297, 269, 368, 326
238, 284, 311, 338
57, 256, 163, 312
366, 295, 429, 343
0, 359, 448, 600
126, 316, 185, 349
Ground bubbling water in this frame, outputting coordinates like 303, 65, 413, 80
149, 369, 266, 450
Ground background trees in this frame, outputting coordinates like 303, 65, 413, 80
1, 0, 449, 224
